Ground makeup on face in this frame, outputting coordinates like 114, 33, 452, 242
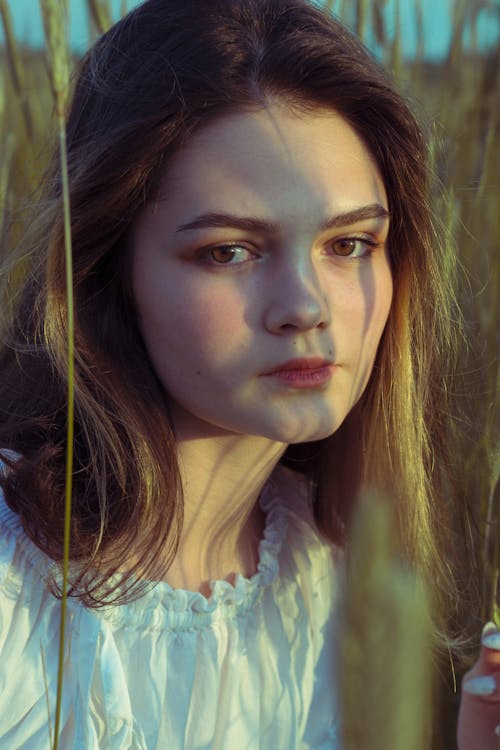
131, 104, 393, 445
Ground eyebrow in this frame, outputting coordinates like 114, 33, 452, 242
175, 203, 390, 235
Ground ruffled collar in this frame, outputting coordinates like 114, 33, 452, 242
98, 470, 294, 628
0, 461, 307, 629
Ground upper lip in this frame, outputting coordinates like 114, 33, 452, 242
261, 357, 334, 374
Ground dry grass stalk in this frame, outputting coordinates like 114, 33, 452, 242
354, 0, 370, 40
338, 492, 432, 750
40, 0, 70, 120
389, 0, 402, 77
0, 0, 34, 138
414, 0, 425, 61
39, 3, 73, 750
87, 0, 113, 35
0, 133, 14, 238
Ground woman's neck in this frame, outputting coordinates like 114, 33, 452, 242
165, 422, 286, 596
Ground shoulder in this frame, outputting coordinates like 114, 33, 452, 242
0, 459, 140, 748
0, 466, 68, 743
0, 453, 56, 600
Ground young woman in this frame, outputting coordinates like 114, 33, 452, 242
0, 0, 491, 747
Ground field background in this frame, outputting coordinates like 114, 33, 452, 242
1, 1, 499, 748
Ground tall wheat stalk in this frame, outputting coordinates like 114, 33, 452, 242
0, 133, 13, 238
0, 66, 14, 238
39, 2, 72, 749
87, 0, 113, 34
338, 492, 432, 750
0, 0, 34, 139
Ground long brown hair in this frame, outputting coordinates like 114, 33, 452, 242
0, 0, 462, 619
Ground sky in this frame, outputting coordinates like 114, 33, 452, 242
1, 0, 499, 60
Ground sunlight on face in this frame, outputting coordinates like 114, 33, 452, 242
131, 104, 393, 444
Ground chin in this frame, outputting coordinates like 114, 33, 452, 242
285, 427, 341, 444
258, 416, 345, 445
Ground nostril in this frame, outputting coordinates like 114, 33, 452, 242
264, 290, 331, 333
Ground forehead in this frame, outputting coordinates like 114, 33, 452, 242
155, 105, 387, 224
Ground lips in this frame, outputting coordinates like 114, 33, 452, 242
260, 358, 336, 389
261, 357, 334, 375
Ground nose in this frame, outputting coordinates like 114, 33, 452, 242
264, 261, 331, 334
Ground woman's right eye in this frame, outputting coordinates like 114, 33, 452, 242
205, 244, 255, 265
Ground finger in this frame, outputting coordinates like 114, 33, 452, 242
457, 691, 500, 750
462, 672, 500, 703
462, 622, 500, 703
458, 671, 500, 750
481, 622, 500, 656
457, 624, 500, 749
468, 622, 500, 676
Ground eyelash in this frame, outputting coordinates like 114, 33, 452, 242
201, 235, 379, 266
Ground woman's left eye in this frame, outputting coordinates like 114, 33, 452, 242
330, 237, 377, 258
206, 244, 255, 265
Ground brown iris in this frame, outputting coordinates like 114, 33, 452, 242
333, 238, 357, 256
210, 246, 237, 263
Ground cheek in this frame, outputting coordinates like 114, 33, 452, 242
367, 267, 393, 343
179, 285, 248, 350
337, 263, 392, 346
337, 263, 392, 398
358, 266, 393, 391
137, 276, 250, 369
376, 265, 393, 332
360, 272, 393, 394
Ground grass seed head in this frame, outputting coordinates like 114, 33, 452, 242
40, 0, 70, 119
339, 492, 432, 750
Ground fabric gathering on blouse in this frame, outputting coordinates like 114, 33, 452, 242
0, 461, 341, 750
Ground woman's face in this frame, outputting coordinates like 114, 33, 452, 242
131, 104, 393, 444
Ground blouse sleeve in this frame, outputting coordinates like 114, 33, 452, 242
0, 489, 145, 750
0, 517, 66, 749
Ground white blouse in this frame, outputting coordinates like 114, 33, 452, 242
0, 463, 341, 749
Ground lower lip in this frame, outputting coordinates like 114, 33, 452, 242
263, 365, 335, 388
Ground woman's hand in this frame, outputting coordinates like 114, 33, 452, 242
458, 622, 500, 749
